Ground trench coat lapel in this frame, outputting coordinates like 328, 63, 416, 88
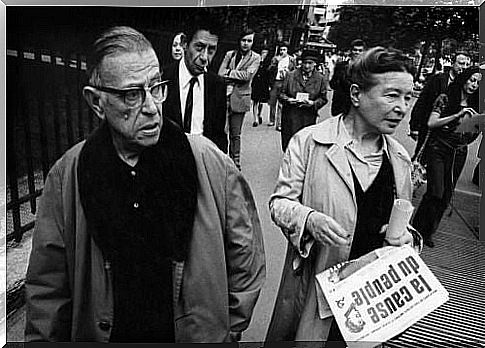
236, 51, 253, 70
386, 137, 412, 199
324, 144, 355, 199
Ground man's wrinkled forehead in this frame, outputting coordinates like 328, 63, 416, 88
99, 49, 160, 84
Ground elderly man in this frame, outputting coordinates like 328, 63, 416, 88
329, 39, 366, 116
266, 47, 422, 343
163, 13, 228, 153
409, 51, 471, 160
278, 49, 328, 152
218, 28, 260, 170
24, 26, 265, 343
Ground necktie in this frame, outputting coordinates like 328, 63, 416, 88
184, 77, 198, 133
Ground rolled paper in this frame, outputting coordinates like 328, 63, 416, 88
387, 199, 414, 240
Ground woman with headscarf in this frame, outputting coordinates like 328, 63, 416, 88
278, 49, 328, 152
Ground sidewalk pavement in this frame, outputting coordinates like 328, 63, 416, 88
6, 97, 484, 345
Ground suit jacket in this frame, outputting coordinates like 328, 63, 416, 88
163, 62, 228, 153
409, 72, 450, 132
218, 50, 260, 113
329, 60, 350, 116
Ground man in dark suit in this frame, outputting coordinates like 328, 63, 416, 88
329, 39, 366, 116
409, 52, 471, 159
163, 15, 228, 153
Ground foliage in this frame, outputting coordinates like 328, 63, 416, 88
327, 6, 478, 54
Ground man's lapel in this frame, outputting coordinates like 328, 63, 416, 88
237, 51, 252, 70
172, 63, 183, 126
203, 73, 211, 131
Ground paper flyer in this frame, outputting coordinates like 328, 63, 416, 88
316, 245, 449, 348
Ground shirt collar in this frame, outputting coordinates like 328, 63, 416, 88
179, 59, 203, 88
337, 117, 389, 157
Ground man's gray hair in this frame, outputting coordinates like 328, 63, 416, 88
87, 26, 154, 86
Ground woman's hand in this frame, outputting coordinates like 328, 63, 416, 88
379, 224, 413, 247
297, 99, 314, 108
380, 224, 423, 253
305, 211, 350, 246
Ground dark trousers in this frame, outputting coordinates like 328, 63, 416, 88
269, 80, 284, 123
228, 110, 246, 168
412, 138, 467, 239
411, 128, 429, 162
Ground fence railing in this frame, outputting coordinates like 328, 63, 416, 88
6, 48, 100, 245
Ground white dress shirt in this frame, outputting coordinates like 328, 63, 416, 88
179, 59, 205, 135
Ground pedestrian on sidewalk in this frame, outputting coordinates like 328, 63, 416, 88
267, 43, 295, 128
266, 47, 422, 344
408, 52, 471, 161
278, 49, 328, 152
329, 39, 366, 117
218, 28, 260, 170
412, 66, 481, 248
24, 25, 265, 343
163, 16, 228, 153
251, 46, 272, 127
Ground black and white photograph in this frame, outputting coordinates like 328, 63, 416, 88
2, 2, 483, 346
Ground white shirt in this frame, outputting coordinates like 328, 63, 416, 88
179, 59, 205, 135
276, 56, 290, 80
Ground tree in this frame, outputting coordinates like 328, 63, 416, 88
327, 6, 478, 77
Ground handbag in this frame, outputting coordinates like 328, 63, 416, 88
411, 130, 431, 190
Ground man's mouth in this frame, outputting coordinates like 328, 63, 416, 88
140, 123, 160, 135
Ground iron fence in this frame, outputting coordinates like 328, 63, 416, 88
6, 49, 100, 245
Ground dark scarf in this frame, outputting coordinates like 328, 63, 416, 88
77, 118, 197, 341
78, 117, 197, 263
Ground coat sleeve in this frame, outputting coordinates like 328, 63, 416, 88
228, 54, 260, 82
269, 131, 315, 258
313, 75, 328, 111
224, 162, 266, 333
24, 164, 72, 341
278, 73, 291, 104
214, 79, 229, 152
218, 51, 232, 77
409, 75, 438, 132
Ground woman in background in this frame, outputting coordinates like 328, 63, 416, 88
171, 32, 185, 61
412, 66, 481, 248
251, 47, 272, 126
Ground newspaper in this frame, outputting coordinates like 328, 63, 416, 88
316, 245, 449, 348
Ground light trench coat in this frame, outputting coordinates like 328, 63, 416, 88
266, 115, 413, 341
25, 134, 265, 343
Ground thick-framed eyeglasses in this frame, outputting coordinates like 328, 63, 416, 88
91, 80, 169, 108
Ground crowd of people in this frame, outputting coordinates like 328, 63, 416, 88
23, 11, 481, 345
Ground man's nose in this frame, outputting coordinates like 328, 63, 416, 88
199, 49, 209, 62
142, 92, 158, 115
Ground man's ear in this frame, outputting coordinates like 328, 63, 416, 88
349, 83, 361, 108
83, 86, 105, 120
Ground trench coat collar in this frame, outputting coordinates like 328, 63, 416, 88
312, 115, 411, 199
